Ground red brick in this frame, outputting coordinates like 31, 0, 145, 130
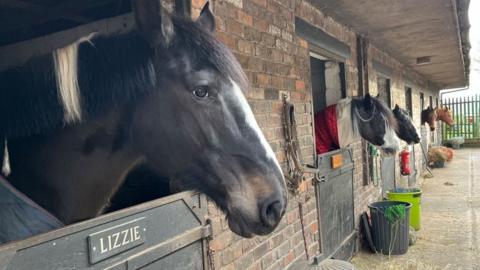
299, 38, 308, 48
223, 263, 236, 270
255, 45, 268, 57
226, 19, 244, 36
238, 40, 254, 54
286, 211, 298, 224
209, 232, 232, 251
214, 16, 226, 31
248, 57, 265, 72
270, 49, 283, 63
262, 33, 276, 47
191, 0, 207, 9
310, 222, 319, 234
217, 32, 237, 49
295, 80, 306, 90
256, 74, 270, 87
254, 18, 269, 32
283, 251, 296, 267
250, 0, 266, 7
266, 2, 279, 13
275, 151, 286, 163
299, 180, 309, 193
235, 53, 249, 68
247, 262, 262, 270
271, 77, 285, 89
238, 10, 254, 26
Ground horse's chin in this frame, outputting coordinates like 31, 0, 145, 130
227, 215, 255, 238
225, 211, 276, 238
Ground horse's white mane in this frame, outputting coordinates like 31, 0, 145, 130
53, 33, 96, 123
336, 98, 358, 148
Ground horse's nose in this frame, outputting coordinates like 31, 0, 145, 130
260, 195, 286, 229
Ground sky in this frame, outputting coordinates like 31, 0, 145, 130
468, 0, 480, 91
442, 1, 480, 98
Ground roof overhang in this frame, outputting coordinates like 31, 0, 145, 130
311, 0, 470, 89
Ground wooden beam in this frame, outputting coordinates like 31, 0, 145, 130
0, 0, 90, 23
0, 13, 135, 71
0, 0, 116, 33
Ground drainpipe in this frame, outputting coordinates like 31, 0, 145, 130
450, 0, 468, 85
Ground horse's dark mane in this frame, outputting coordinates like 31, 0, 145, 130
0, 16, 247, 139
395, 107, 412, 121
351, 96, 398, 131
171, 18, 248, 89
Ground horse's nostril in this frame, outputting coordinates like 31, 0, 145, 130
261, 199, 284, 228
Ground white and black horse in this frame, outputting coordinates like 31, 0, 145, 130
314, 94, 400, 155
0, 1, 286, 242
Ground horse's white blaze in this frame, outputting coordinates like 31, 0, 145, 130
53, 34, 95, 123
230, 79, 282, 174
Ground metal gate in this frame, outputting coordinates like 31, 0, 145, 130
0, 191, 210, 270
381, 156, 395, 198
314, 149, 356, 262
442, 94, 480, 140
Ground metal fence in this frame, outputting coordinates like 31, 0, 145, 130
442, 94, 480, 140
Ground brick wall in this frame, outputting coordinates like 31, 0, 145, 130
191, 0, 440, 269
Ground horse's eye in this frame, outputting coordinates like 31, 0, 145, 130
193, 87, 209, 98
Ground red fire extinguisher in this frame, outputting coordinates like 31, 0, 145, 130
400, 148, 411, 175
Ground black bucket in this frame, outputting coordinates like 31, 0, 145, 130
368, 201, 412, 255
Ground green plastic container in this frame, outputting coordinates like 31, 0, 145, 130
387, 188, 422, 230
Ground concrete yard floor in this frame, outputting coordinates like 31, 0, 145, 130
351, 148, 480, 270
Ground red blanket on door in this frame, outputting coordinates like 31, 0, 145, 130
314, 104, 339, 154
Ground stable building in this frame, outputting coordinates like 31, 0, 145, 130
0, 0, 470, 269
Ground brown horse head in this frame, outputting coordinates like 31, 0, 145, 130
421, 106, 437, 131
436, 107, 455, 126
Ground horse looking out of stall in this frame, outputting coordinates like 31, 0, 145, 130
392, 104, 421, 145
0, 1, 286, 241
314, 94, 400, 155
421, 106, 454, 131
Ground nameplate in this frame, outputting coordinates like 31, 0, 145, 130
331, 153, 343, 169
88, 217, 146, 264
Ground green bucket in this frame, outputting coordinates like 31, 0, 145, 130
387, 188, 422, 230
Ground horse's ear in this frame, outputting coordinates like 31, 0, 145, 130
364, 93, 374, 109
132, 0, 174, 47
196, 2, 215, 33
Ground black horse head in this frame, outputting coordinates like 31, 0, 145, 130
352, 94, 400, 155
1, 1, 287, 238
128, 1, 287, 237
393, 104, 420, 144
